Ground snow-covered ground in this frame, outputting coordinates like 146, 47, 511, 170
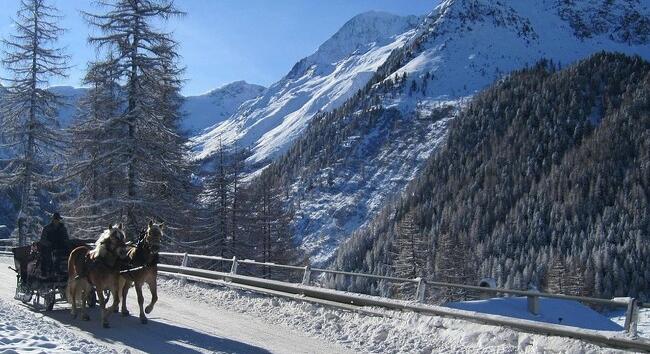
446, 297, 623, 331
0, 296, 112, 353
608, 308, 650, 340
1, 256, 640, 353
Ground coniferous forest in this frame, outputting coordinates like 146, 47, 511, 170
331, 53, 650, 302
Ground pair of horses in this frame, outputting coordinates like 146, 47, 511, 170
66, 221, 162, 328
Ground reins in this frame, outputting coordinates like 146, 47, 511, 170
120, 226, 160, 275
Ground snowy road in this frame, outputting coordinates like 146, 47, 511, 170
0, 257, 351, 354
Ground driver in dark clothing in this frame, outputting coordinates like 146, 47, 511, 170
40, 212, 69, 277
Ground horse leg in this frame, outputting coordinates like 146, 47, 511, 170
68, 281, 77, 318
110, 277, 120, 313
80, 286, 90, 321
144, 276, 157, 315
97, 288, 110, 328
120, 277, 130, 316
135, 282, 147, 324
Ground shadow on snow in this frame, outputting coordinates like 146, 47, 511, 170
31, 305, 271, 354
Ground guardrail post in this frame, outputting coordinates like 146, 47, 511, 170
180, 252, 189, 284
416, 278, 426, 303
623, 298, 638, 336
230, 256, 238, 275
302, 265, 311, 285
527, 285, 540, 315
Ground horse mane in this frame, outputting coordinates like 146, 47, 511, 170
91, 225, 124, 259
94, 229, 112, 248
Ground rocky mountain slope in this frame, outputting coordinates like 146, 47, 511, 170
249, 0, 650, 264
190, 11, 422, 163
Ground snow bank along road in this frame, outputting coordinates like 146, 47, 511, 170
0, 257, 639, 353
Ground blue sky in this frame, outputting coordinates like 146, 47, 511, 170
0, 1, 434, 96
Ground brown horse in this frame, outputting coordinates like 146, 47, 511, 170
117, 220, 162, 324
67, 224, 128, 328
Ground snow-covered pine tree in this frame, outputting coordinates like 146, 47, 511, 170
0, 0, 69, 245
83, 0, 193, 238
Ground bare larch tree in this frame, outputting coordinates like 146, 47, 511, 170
0, 0, 69, 245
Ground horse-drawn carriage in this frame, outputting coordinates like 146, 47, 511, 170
10, 221, 162, 328
10, 239, 103, 311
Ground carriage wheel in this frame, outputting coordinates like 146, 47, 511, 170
15, 280, 32, 304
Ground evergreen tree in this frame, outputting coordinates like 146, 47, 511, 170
0, 0, 69, 245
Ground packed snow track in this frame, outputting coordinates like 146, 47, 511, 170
0, 257, 350, 354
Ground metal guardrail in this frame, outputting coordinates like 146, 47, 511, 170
158, 251, 643, 336
0, 239, 17, 255
0, 251, 647, 351
157, 264, 650, 352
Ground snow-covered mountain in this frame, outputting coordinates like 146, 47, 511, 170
181, 81, 266, 133
384, 0, 650, 101
191, 11, 422, 163
251, 0, 650, 264
2, 81, 265, 134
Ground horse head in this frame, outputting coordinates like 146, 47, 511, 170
96, 223, 128, 262
144, 220, 163, 254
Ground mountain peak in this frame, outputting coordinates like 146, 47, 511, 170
309, 11, 421, 65
183, 81, 266, 133
205, 80, 266, 97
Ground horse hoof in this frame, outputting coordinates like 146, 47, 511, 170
145, 306, 153, 314
140, 317, 148, 324
82, 314, 90, 321
113, 307, 119, 313
121, 310, 130, 317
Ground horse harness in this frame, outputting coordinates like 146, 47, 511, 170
119, 229, 159, 280
75, 235, 124, 280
